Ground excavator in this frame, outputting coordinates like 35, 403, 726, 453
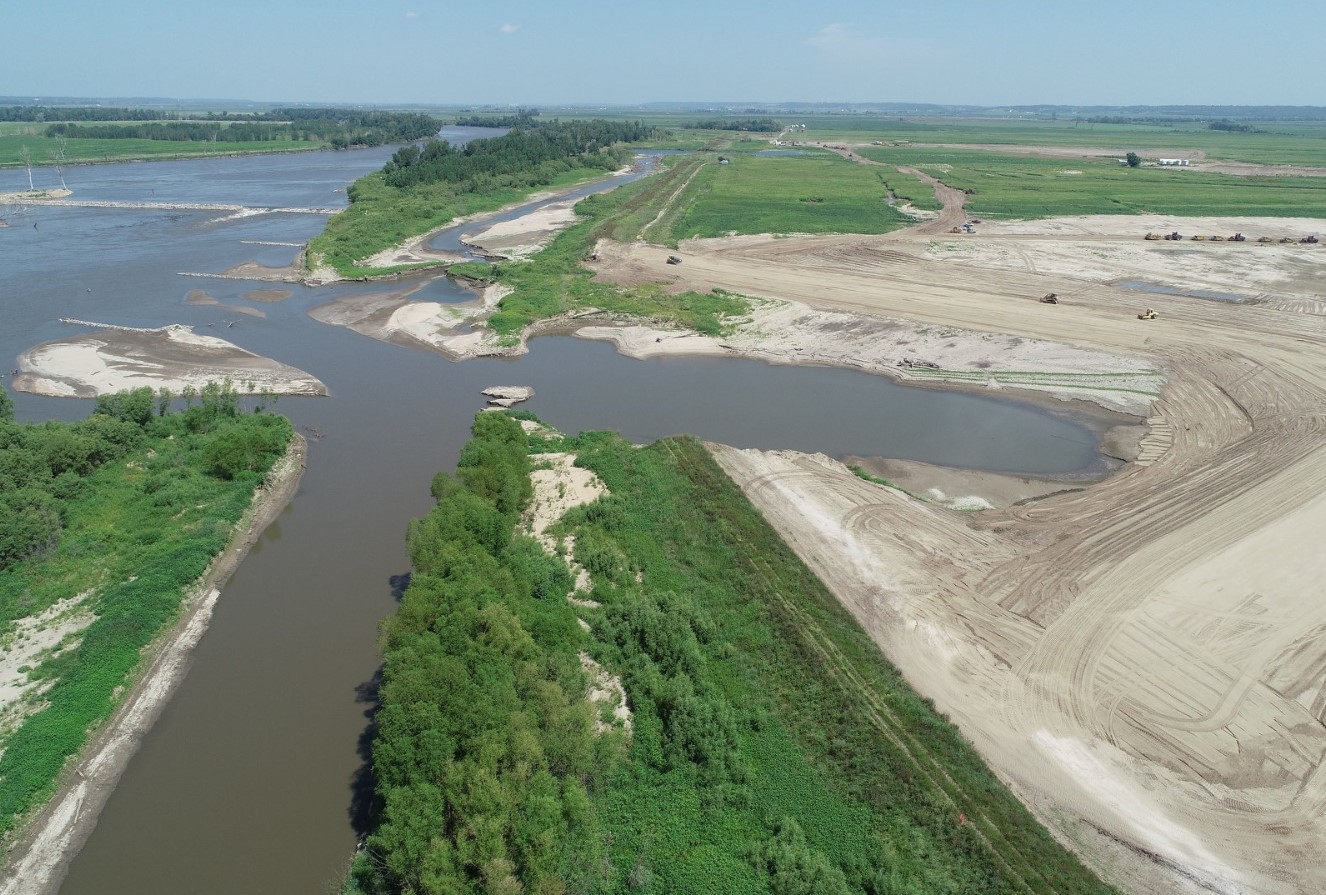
1039, 293, 1059, 304
1138, 308, 1159, 321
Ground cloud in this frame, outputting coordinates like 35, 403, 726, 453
807, 23, 887, 57
499, 23, 520, 34
404, 11, 421, 21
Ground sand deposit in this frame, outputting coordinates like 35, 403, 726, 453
650, 206, 1326, 893
14, 323, 326, 398
462, 200, 582, 260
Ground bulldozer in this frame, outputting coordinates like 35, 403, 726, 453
1191, 234, 1206, 241
949, 226, 963, 234
1231, 233, 1246, 242
1210, 235, 1225, 242
1302, 235, 1320, 244
1163, 231, 1183, 241
1138, 308, 1159, 321
1258, 236, 1275, 243
666, 255, 682, 265
1040, 293, 1059, 304
1144, 232, 1161, 240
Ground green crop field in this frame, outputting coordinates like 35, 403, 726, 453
669, 151, 913, 239
858, 145, 1326, 219
795, 117, 1326, 168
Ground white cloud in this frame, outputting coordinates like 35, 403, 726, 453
807, 23, 887, 57
404, 11, 421, 21
499, 23, 521, 34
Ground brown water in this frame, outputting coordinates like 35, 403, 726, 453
0, 147, 1106, 895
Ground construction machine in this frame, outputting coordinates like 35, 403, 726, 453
666, 255, 682, 265
1144, 232, 1161, 240
1191, 234, 1206, 241
1302, 235, 1320, 244
1040, 293, 1059, 304
1138, 308, 1159, 320
1231, 233, 1246, 242
1164, 231, 1183, 241
1258, 236, 1275, 243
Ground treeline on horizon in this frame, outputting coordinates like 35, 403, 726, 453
41, 109, 440, 149
688, 117, 782, 132
452, 109, 540, 128
378, 119, 656, 190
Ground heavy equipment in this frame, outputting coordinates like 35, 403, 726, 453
1164, 231, 1183, 240
1231, 233, 1246, 242
666, 255, 682, 265
1144, 232, 1161, 240
1138, 308, 1159, 320
1040, 293, 1059, 304
1302, 235, 1320, 244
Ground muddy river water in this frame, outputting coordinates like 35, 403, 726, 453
1, 135, 1105, 894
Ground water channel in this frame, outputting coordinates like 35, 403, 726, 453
1, 136, 1105, 894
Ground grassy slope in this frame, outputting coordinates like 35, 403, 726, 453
859, 145, 1326, 219
0, 408, 293, 836
554, 431, 1116, 895
0, 131, 312, 168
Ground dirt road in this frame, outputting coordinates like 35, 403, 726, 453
597, 213, 1326, 893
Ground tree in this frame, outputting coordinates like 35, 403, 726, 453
1126, 151, 1142, 168
18, 145, 35, 191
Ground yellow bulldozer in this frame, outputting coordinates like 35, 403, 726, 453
1144, 232, 1161, 240
1138, 308, 1159, 320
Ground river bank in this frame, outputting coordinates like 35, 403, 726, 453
0, 434, 307, 895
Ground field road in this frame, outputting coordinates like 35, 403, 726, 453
598, 213, 1326, 894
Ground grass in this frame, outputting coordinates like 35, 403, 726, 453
858, 145, 1326, 219
306, 166, 610, 278
797, 117, 1326, 167
351, 418, 1118, 894
0, 401, 293, 837
0, 132, 313, 169
670, 151, 914, 239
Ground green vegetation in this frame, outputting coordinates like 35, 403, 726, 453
796, 117, 1326, 167
689, 118, 783, 132
307, 120, 655, 277
351, 415, 1116, 894
45, 110, 439, 149
0, 384, 293, 835
0, 108, 439, 169
670, 152, 913, 239
859, 146, 1326, 219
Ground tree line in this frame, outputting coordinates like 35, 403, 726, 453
378, 119, 656, 190
43, 110, 440, 149
688, 117, 782, 132
453, 109, 540, 128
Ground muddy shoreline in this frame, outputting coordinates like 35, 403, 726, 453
0, 435, 308, 895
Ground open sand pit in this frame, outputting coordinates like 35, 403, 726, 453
14, 322, 326, 398
636, 207, 1326, 893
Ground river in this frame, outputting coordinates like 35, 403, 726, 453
0, 136, 1103, 894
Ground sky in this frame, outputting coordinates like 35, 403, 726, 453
3, 0, 1323, 107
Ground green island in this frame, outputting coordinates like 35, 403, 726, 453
347, 412, 1115, 895
0, 385, 296, 837
0, 106, 441, 169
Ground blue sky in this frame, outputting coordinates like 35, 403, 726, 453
4, 0, 1322, 106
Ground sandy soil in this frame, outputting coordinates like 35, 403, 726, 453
462, 200, 582, 260
678, 207, 1326, 893
13, 323, 326, 398
185, 289, 267, 319
243, 288, 293, 303
0, 189, 72, 203
522, 451, 631, 729
0, 594, 95, 741
842, 456, 1093, 510
1, 437, 307, 895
